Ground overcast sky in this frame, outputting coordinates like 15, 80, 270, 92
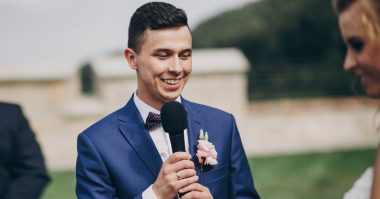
0, 0, 257, 66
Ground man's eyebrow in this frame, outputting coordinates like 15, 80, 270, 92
180, 49, 192, 54
151, 48, 192, 54
152, 49, 172, 54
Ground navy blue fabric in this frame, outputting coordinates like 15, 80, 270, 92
0, 102, 50, 199
76, 96, 260, 199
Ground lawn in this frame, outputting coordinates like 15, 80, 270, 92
41, 148, 376, 199
41, 170, 76, 199
251, 148, 376, 199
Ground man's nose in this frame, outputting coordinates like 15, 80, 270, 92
168, 56, 182, 73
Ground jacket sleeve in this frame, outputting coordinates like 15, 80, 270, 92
229, 115, 261, 199
5, 105, 50, 199
76, 133, 126, 199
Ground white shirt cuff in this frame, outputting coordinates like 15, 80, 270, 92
142, 184, 158, 199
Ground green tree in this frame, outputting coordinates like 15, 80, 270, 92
193, 0, 355, 100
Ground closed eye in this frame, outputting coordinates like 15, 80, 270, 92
152, 50, 172, 60
347, 37, 364, 53
179, 50, 192, 60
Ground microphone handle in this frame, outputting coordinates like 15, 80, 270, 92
169, 132, 185, 152
169, 132, 186, 198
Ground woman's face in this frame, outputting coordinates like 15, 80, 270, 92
339, 2, 380, 97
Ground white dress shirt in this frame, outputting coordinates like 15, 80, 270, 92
133, 93, 189, 198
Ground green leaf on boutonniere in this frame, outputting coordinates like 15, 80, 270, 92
198, 129, 209, 141
199, 129, 205, 140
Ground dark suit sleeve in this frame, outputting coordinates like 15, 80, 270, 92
4, 105, 50, 199
229, 115, 260, 199
76, 133, 128, 199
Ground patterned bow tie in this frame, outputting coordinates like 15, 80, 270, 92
145, 112, 161, 130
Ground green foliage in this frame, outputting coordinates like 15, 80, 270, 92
193, 0, 345, 61
250, 149, 376, 199
192, 0, 354, 100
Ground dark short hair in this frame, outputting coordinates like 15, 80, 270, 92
128, 2, 189, 53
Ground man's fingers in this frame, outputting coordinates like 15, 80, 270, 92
179, 183, 206, 194
180, 183, 213, 199
163, 159, 194, 176
177, 168, 196, 179
165, 152, 191, 164
181, 191, 203, 199
177, 175, 199, 190
170, 159, 195, 172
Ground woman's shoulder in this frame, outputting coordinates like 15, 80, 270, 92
344, 167, 373, 199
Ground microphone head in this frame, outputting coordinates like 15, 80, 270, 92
161, 101, 188, 135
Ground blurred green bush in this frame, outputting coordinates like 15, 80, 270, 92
192, 0, 358, 100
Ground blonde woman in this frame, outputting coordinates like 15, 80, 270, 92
333, 0, 380, 198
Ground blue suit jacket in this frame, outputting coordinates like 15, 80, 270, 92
76, 96, 260, 199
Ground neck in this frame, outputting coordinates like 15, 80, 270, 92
135, 91, 163, 111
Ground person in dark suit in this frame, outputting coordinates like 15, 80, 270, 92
0, 102, 50, 199
76, 2, 260, 199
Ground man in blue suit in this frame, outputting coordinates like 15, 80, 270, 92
76, 2, 260, 199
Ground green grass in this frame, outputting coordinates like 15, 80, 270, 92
41, 148, 376, 199
251, 148, 376, 199
41, 170, 76, 199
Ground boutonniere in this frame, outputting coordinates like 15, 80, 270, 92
196, 129, 218, 171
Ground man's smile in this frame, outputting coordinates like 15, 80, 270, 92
161, 78, 182, 85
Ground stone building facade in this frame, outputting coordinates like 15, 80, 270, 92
0, 48, 378, 170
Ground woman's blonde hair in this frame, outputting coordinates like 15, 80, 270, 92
333, 0, 380, 40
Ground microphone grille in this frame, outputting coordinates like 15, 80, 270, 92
161, 101, 187, 135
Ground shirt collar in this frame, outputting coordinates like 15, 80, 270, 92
133, 92, 181, 122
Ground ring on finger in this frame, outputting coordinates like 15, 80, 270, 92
176, 172, 182, 180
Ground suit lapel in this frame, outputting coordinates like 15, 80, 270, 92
117, 97, 205, 184
118, 97, 163, 178
182, 98, 204, 181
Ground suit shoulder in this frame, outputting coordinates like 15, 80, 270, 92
0, 102, 21, 113
185, 100, 233, 119
79, 107, 123, 138
0, 102, 25, 125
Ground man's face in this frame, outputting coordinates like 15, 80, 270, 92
130, 26, 192, 109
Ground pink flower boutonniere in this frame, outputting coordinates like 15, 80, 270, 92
196, 129, 218, 168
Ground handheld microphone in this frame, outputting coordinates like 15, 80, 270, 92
161, 101, 189, 197
161, 101, 187, 152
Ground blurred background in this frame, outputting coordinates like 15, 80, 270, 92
0, 0, 378, 198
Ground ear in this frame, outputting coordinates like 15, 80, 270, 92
124, 48, 138, 70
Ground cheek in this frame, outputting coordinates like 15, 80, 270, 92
185, 66, 192, 74
372, 47, 380, 75
362, 46, 380, 76
183, 60, 192, 74
139, 60, 166, 76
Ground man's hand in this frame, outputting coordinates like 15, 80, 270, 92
179, 183, 213, 199
152, 152, 198, 199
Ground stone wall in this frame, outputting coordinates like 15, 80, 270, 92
0, 48, 378, 170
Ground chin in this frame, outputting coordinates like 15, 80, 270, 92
162, 93, 181, 101
161, 88, 183, 100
